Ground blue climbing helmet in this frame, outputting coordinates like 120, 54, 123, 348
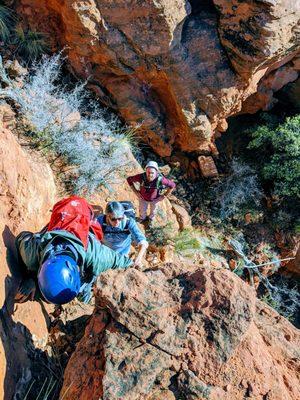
38, 255, 81, 304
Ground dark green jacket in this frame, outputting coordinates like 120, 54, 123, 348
16, 229, 132, 284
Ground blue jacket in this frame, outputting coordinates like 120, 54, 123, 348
97, 215, 147, 256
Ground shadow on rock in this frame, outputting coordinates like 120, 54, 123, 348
0, 226, 61, 399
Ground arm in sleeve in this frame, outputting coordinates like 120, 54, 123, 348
15, 231, 42, 274
162, 176, 176, 189
126, 173, 143, 186
128, 218, 147, 245
85, 235, 133, 277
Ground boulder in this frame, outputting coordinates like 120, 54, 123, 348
0, 103, 16, 130
198, 156, 219, 178
275, 232, 300, 276
171, 203, 192, 230
61, 263, 300, 400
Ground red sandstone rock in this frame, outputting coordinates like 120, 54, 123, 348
275, 232, 300, 276
198, 156, 218, 178
0, 103, 16, 130
16, 0, 300, 156
171, 203, 192, 230
0, 105, 56, 399
61, 264, 300, 400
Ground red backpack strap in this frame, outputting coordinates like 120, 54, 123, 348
90, 220, 104, 242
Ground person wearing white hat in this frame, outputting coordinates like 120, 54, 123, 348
127, 161, 176, 222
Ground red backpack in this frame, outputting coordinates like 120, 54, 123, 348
47, 196, 103, 249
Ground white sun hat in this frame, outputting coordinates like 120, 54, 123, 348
145, 161, 159, 171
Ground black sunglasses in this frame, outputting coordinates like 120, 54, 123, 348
110, 216, 124, 221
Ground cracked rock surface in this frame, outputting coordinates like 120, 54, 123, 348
61, 263, 300, 400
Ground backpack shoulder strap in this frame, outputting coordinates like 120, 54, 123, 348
156, 174, 164, 189
141, 172, 164, 189
141, 172, 147, 187
97, 215, 107, 233
124, 216, 131, 230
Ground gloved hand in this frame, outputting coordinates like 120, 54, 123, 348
78, 281, 94, 304
15, 278, 36, 303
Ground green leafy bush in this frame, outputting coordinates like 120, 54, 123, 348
248, 114, 300, 199
270, 209, 294, 232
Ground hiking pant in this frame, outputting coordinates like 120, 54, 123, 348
139, 198, 161, 220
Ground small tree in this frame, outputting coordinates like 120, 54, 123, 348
248, 114, 300, 199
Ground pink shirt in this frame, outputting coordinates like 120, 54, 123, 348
127, 173, 176, 201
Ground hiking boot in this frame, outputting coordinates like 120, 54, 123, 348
15, 278, 36, 303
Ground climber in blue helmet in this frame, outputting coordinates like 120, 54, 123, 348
15, 197, 133, 305
15, 227, 133, 305
38, 254, 81, 304
15, 228, 133, 305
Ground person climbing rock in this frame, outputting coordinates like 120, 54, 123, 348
97, 201, 148, 267
15, 196, 132, 305
127, 161, 176, 223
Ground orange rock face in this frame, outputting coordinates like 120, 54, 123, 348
16, 0, 300, 156
0, 105, 56, 400
61, 264, 300, 400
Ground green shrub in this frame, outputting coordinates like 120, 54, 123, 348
0, 5, 15, 42
173, 228, 228, 265
174, 229, 201, 255
13, 26, 49, 62
248, 114, 300, 199
146, 222, 174, 247
270, 209, 294, 232
295, 220, 300, 234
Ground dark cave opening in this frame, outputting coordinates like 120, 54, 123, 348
189, 0, 217, 15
